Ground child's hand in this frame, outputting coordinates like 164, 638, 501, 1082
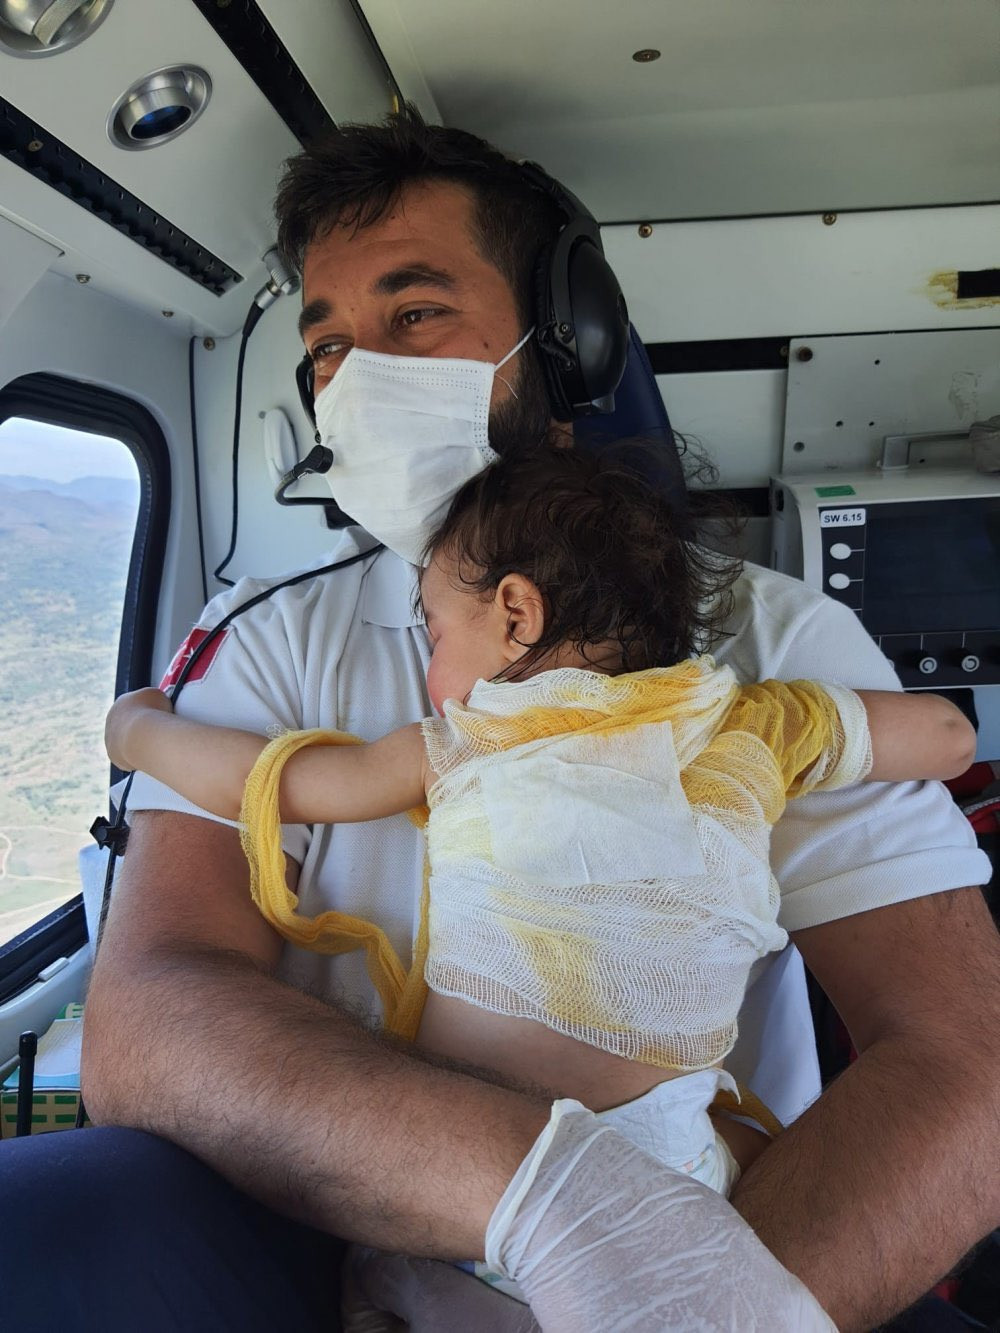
105, 687, 174, 771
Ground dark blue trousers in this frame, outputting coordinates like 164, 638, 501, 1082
0, 1128, 345, 1332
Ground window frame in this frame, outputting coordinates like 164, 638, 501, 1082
0, 372, 170, 1000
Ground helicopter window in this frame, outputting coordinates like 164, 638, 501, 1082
0, 375, 168, 991
0, 417, 138, 951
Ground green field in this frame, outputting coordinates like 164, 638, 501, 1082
0, 479, 137, 946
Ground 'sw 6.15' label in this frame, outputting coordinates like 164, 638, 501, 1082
820, 508, 866, 527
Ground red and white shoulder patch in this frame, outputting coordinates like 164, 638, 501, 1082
159, 626, 228, 690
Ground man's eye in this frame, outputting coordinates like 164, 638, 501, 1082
398, 307, 443, 328
310, 339, 349, 365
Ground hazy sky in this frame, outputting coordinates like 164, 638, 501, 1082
0, 417, 138, 483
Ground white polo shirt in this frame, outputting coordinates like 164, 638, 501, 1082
126, 538, 989, 1119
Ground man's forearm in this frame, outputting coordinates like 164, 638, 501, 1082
84, 945, 549, 1256
731, 1031, 1000, 1331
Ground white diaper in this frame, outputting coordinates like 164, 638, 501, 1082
595, 1066, 742, 1194
468, 1066, 742, 1302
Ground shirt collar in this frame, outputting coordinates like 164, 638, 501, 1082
360, 545, 425, 629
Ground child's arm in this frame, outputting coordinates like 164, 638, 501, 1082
105, 687, 427, 823
858, 690, 976, 782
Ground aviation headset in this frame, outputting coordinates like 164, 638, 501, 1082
294, 159, 630, 433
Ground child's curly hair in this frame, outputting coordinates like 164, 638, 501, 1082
423, 442, 742, 679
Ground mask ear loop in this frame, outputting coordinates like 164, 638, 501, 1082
493, 326, 536, 402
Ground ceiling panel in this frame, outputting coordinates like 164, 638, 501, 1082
360, 0, 1000, 220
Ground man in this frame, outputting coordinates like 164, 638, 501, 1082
4, 106, 998, 1331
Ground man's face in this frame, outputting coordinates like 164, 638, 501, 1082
299, 179, 552, 450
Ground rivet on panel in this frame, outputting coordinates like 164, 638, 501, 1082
796, 346, 814, 362
793, 441, 805, 452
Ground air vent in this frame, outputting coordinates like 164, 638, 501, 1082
0, 95, 242, 294
108, 66, 212, 151
0, 0, 113, 59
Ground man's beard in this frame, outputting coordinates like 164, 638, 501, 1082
488, 348, 559, 458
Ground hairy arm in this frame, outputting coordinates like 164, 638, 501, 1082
105, 688, 426, 822
730, 886, 1000, 1331
81, 810, 548, 1253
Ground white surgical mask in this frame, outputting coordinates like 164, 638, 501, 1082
313, 328, 534, 565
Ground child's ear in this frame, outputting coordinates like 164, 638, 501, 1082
495, 573, 545, 662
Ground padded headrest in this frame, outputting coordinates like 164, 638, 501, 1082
574, 325, 689, 529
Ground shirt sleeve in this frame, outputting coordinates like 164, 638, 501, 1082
123, 574, 329, 867
725, 573, 991, 932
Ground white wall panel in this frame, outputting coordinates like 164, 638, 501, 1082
657, 369, 786, 489
192, 298, 341, 591
604, 205, 1000, 345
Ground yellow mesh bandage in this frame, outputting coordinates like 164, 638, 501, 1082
420, 661, 870, 1071
238, 662, 869, 1067
239, 728, 429, 1039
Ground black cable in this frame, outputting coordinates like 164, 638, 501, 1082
213, 303, 265, 587
188, 336, 209, 606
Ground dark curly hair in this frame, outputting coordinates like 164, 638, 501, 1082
423, 442, 742, 678
275, 102, 562, 328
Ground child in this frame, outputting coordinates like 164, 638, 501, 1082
105, 443, 975, 1297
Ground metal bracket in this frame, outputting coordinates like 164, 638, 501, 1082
879, 429, 971, 472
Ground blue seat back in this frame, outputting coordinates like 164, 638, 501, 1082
574, 324, 688, 529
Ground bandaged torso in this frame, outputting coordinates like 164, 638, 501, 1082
421, 660, 872, 1072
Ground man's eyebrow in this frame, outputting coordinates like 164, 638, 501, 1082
373, 265, 457, 297
297, 267, 455, 341
298, 298, 331, 341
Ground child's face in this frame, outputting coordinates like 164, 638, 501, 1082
420, 555, 510, 713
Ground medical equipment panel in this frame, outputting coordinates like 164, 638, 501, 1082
771, 470, 1000, 690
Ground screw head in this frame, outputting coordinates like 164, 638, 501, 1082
202, 337, 216, 350
796, 346, 814, 362
638, 223, 653, 239
632, 49, 661, 62
27, 139, 43, 153
161, 310, 174, 318
75, 273, 90, 284
822, 212, 837, 226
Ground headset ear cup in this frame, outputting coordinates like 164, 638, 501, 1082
534, 220, 629, 419
533, 240, 574, 420
566, 240, 629, 408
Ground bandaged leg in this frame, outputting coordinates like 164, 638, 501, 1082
485, 1098, 837, 1332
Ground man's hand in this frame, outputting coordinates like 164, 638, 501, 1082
487, 1101, 836, 1331
344, 1108, 838, 1333
104, 686, 173, 771
732, 887, 1000, 1331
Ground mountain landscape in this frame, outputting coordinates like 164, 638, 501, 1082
0, 475, 139, 946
